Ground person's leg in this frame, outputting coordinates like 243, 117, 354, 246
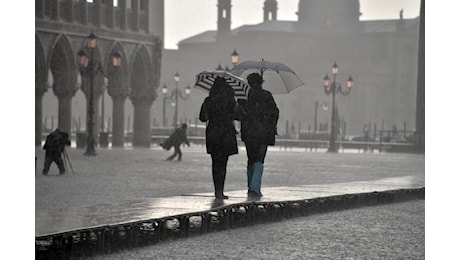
211, 153, 229, 199
42, 154, 52, 175
167, 145, 179, 160
245, 143, 256, 190
56, 155, 65, 175
250, 162, 264, 196
249, 144, 268, 197
220, 155, 229, 198
256, 144, 268, 164
211, 154, 219, 197
177, 145, 183, 161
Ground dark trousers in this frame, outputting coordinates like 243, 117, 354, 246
167, 144, 182, 161
211, 153, 229, 197
245, 142, 268, 165
43, 153, 65, 174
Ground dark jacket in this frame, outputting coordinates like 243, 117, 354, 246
241, 87, 279, 145
170, 127, 189, 146
161, 126, 189, 150
43, 130, 71, 156
199, 81, 239, 156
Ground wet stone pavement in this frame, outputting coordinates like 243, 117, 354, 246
84, 200, 425, 260
35, 145, 425, 259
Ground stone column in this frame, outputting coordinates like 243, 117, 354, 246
57, 96, 72, 134
94, 0, 102, 27
131, 0, 140, 31
108, 69, 129, 147
52, 71, 78, 138
80, 68, 105, 148
36, 42, 47, 146
69, 0, 75, 22
50, 0, 59, 20
80, 0, 88, 25
132, 102, 151, 147
35, 92, 45, 146
131, 89, 156, 147
119, 0, 127, 30
111, 97, 126, 147
106, 0, 115, 28
36, 0, 45, 18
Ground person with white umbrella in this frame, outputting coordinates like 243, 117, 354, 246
240, 73, 279, 199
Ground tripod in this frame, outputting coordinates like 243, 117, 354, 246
63, 149, 75, 175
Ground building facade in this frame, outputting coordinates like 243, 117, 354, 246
35, 0, 163, 147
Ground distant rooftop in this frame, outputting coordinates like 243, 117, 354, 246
178, 18, 419, 45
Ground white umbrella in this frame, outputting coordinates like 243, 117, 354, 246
194, 70, 250, 100
231, 59, 305, 94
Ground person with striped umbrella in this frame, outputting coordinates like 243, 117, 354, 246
199, 76, 242, 200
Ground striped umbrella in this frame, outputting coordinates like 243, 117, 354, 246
194, 70, 250, 100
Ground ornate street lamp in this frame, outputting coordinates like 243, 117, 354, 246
231, 49, 239, 68
77, 32, 121, 155
162, 72, 191, 128
100, 76, 108, 132
161, 83, 168, 127
322, 62, 354, 153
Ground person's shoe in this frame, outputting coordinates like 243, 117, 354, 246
59, 171, 65, 175
42, 171, 48, 175
247, 190, 261, 200
216, 194, 229, 199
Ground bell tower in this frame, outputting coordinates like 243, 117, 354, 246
264, 0, 278, 21
217, 0, 232, 39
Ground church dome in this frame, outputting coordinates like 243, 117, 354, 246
297, 0, 361, 27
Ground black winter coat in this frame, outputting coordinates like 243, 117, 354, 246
241, 88, 279, 145
43, 130, 71, 156
199, 90, 239, 156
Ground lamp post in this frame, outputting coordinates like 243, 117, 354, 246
231, 49, 239, 68
161, 83, 168, 127
98, 77, 110, 148
162, 72, 191, 128
101, 77, 108, 133
322, 62, 354, 153
77, 32, 121, 155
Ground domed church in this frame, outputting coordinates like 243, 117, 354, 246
160, 0, 421, 136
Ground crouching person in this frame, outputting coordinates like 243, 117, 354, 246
42, 128, 71, 175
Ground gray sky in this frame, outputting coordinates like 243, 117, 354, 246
164, 0, 421, 49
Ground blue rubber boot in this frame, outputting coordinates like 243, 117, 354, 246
249, 162, 264, 196
247, 164, 254, 190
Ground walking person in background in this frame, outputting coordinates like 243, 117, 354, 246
161, 123, 190, 161
42, 128, 71, 175
241, 73, 279, 199
199, 76, 241, 199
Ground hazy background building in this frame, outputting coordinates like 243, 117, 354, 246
158, 0, 420, 137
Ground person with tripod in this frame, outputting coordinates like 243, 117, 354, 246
42, 128, 71, 175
